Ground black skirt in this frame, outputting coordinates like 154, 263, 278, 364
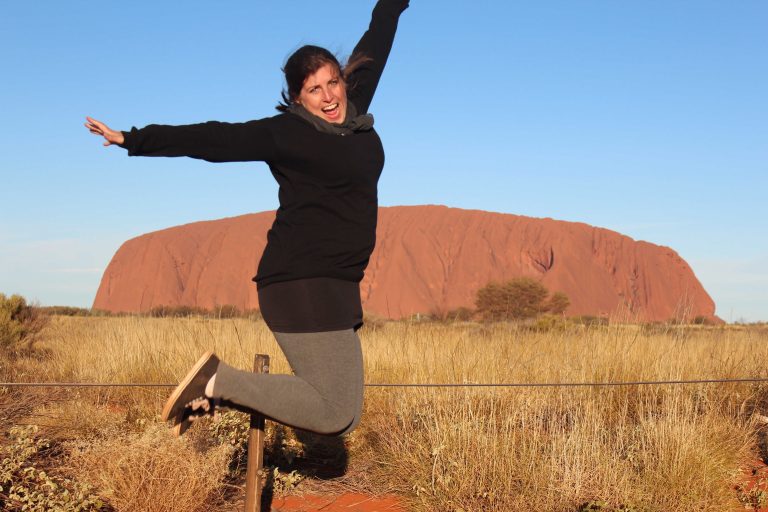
257, 277, 363, 333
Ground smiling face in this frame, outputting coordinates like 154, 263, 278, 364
296, 63, 348, 124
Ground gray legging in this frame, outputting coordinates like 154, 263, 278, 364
212, 329, 363, 436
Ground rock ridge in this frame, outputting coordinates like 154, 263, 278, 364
93, 205, 717, 322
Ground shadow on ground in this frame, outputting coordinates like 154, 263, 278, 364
259, 424, 350, 511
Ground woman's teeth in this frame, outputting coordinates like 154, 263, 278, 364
322, 103, 339, 113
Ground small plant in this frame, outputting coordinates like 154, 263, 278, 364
39, 306, 92, 317
146, 304, 261, 320
149, 304, 208, 318
735, 465, 768, 511
208, 410, 251, 473
268, 467, 304, 495
209, 410, 250, 451
692, 315, 715, 326
446, 307, 474, 321
546, 291, 570, 315
573, 315, 610, 327
528, 313, 569, 332
0, 293, 48, 352
428, 307, 475, 323
0, 425, 104, 511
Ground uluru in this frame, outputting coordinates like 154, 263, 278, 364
93, 205, 717, 322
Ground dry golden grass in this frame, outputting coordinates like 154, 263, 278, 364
68, 424, 233, 512
353, 322, 768, 511
5, 316, 768, 511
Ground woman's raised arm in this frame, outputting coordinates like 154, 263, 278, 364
84, 116, 278, 163
347, 0, 410, 114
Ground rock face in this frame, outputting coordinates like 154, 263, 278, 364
93, 205, 717, 321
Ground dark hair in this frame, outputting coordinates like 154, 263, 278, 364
275, 45, 370, 112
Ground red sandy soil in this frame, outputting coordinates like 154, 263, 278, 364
94, 205, 717, 322
268, 464, 768, 512
736, 460, 768, 512
270, 492, 407, 512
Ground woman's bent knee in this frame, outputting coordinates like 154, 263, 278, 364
313, 407, 356, 436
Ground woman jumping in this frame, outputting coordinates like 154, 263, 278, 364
86, 0, 410, 436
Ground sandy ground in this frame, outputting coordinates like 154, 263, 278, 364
267, 493, 406, 512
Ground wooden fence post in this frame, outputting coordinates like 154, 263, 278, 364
244, 354, 270, 512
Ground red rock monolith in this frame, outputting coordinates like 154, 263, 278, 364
93, 205, 717, 322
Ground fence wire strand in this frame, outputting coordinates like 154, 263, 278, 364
3, 377, 768, 389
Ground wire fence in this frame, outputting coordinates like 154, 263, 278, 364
3, 377, 768, 389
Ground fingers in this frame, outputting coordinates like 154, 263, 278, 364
85, 116, 103, 129
86, 116, 124, 146
85, 116, 111, 135
85, 122, 103, 137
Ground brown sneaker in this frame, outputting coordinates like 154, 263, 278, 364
161, 351, 219, 422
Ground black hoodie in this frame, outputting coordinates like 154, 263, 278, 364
120, 0, 409, 288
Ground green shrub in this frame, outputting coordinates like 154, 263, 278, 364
475, 277, 570, 321
427, 307, 476, 323
528, 314, 570, 332
213, 304, 240, 319
0, 294, 48, 351
0, 425, 104, 511
444, 306, 475, 322
147, 304, 261, 320
148, 305, 208, 318
39, 306, 91, 317
546, 291, 570, 315
692, 315, 714, 326
572, 315, 609, 327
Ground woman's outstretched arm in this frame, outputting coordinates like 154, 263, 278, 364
347, 0, 410, 114
85, 116, 278, 163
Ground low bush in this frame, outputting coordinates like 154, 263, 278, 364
147, 304, 261, 320
0, 425, 104, 511
475, 277, 571, 322
572, 315, 610, 327
39, 306, 92, 316
546, 291, 570, 315
427, 307, 476, 323
148, 304, 208, 318
527, 313, 571, 332
692, 315, 716, 326
70, 425, 231, 512
0, 293, 49, 352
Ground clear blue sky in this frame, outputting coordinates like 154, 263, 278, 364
1, 1, 766, 321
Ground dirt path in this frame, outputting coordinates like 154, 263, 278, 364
270, 493, 407, 512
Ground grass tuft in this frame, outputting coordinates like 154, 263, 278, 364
68, 424, 232, 512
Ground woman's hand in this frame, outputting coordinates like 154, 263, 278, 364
85, 116, 125, 146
